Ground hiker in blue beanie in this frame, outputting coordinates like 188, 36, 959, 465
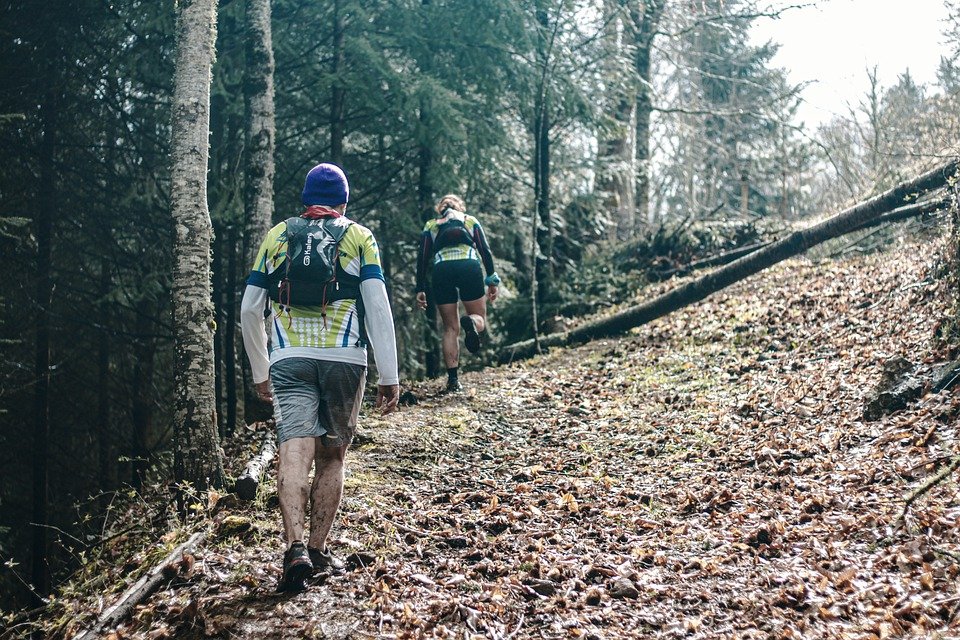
415, 194, 500, 392
241, 162, 400, 592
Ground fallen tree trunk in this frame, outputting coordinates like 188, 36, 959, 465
500, 160, 959, 363
71, 530, 207, 640
653, 195, 950, 281
652, 240, 774, 280
903, 454, 960, 516
234, 432, 276, 501
854, 194, 949, 231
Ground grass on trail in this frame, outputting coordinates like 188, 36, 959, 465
44, 235, 960, 639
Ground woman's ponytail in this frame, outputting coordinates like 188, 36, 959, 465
435, 194, 466, 216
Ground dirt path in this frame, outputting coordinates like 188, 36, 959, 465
62, 240, 960, 639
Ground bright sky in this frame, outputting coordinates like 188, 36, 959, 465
750, 0, 954, 128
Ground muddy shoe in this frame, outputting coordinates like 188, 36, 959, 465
460, 316, 481, 354
445, 378, 463, 393
277, 542, 313, 593
309, 546, 346, 576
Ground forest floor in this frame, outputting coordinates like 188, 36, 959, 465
47, 235, 960, 639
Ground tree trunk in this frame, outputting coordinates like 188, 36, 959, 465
170, 0, 225, 490
226, 224, 240, 436
243, 0, 275, 271
418, 79, 441, 378
378, 217, 394, 303
534, 4, 553, 305
656, 194, 950, 281
534, 102, 552, 300
500, 160, 959, 362
235, 434, 277, 501
330, 0, 345, 165
212, 225, 225, 438
632, 0, 664, 227
951, 178, 960, 344
98, 257, 112, 490
652, 240, 773, 280
32, 78, 56, 604
598, 0, 636, 240
740, 168, 750, 216
779, 123, 789, 218
131, 299, 156, 490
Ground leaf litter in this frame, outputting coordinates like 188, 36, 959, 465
47, 235, 960, 639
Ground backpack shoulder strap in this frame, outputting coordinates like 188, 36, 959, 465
284, 216, 307, 236
325, 217, 354, 242
282, 217, 308, 269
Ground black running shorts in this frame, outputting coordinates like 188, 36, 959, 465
432, 259, 484, 305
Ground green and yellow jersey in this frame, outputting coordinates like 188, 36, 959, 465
246, 217, 384, 353
415, 211, 496, 293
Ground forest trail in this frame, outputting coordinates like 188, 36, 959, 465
78, 237, 960, 640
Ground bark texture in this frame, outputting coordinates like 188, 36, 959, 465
500, 160, 959, 363
242, 0, 275, 271
212, 225, 224, 436
170, 0, 225, 490
226, 224, 241, 434
235, 434, 277, 501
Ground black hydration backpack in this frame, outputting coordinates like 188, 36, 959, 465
266, 216, 361, 309
432, 212, 476, 254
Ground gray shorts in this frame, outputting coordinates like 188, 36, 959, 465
270, 358, 366, 447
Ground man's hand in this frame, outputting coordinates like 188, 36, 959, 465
255, 380, 273, 403
376, 384, 400, 415
487, 285, 498, 303
416, 291, 427, 311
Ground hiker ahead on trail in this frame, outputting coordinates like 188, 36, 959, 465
241, 163, 399, 593
415, 194, 499, 392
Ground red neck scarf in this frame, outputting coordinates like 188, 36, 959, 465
302, 205, 343, 219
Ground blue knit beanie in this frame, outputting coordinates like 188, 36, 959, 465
301, 163, 349, 206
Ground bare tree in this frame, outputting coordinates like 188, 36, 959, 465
237, 0, 276, 434
631, 0, 665, 226
170, 0, 225, 490
243, 0, 276, 270
597, 0, 638, 240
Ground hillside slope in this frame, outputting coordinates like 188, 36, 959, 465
49, 236, 960, 639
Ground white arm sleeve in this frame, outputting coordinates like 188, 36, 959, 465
361, 279, 399, 386
240, 285, 272, 384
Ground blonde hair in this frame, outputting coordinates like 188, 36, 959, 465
435, 194, 466, 216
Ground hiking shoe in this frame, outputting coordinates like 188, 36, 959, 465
460, 316, 481, 354
308, 546, 346, 576
277, 542, 313, 593
446, 378, 463, 393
